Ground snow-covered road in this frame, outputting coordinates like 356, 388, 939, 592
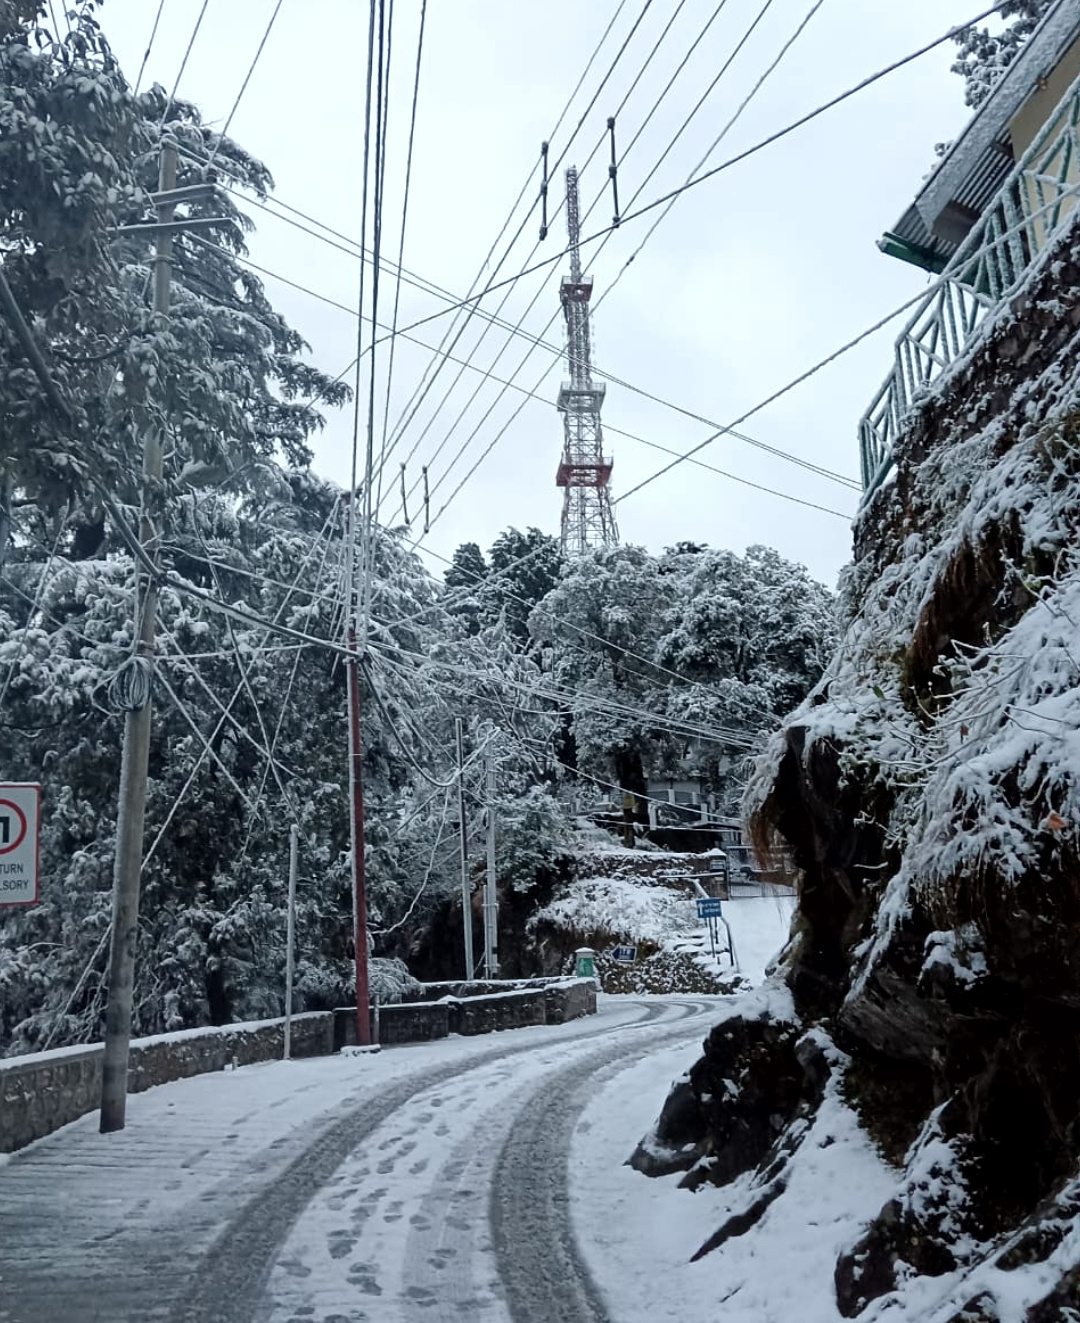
0, 996, 715, 1323
0, 896, 798, 1323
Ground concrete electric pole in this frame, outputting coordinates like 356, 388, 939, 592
99, 142, 220, 1132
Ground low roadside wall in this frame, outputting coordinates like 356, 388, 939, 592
335, 977, 598, 1048
2, 979, 597, 1154
0, 1012, 333, 1155
545, 978, 598, 1023
449, 987, 549, 1035
412, 976, 563, 1002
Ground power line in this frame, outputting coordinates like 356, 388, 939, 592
603, 0, 780, 230
345, 0, 380, 648
370, 640, 760, 750
205, 0, 286, 172
159, 0, 211, 129
376, 0, 427, 514
374, 0, 661, 501
613, 297, 926, 504
204, 226, 857, 499
379, 0, 734, 520
418, 4, 1023, 523
598, 0, 825, 298
401, 0, 830, 532
203, 209, 857, 493
346, 2, 1010, 360
359, 0, 392, 641
133, 0, 167, 96
612, 0, 733, 171
178, 69, 864, 501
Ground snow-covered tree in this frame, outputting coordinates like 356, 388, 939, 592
0, 0, 348, 570
529, 543, 836, 827
951, 1, 1053, 109
530, 545, 671, 817
443, 540, 488, 636
656, 544, 836, 813
485, 527, 563, 645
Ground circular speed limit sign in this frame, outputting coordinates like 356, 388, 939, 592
0, 784, 40, 905
0, 798, 28, 855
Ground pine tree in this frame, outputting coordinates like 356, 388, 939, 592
443, 541, 487, 637
485, 527, 563, 645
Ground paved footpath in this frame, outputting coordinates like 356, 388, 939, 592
0, 997, 717, 1323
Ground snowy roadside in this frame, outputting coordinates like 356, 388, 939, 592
570, 1037, 895, 1323
568, 892, 903, 1323
531, 873, 796, 992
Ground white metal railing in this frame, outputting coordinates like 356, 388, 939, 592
860, 70, 1080, 495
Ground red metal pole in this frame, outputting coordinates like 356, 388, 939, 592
347, 629, 372, 1046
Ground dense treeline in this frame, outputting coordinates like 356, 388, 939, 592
0, 2, 836, 1054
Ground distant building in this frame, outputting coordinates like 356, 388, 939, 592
644, 775, 717, 828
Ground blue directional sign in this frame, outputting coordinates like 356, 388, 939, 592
696, 897, 723, 919
611, 945, 637, 963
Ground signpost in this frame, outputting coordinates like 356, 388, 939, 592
611, 945, 637, 963
0, 783, 41, 907
696, 895, 736, 968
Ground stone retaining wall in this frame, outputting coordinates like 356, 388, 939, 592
0, 1012, 333, 1154
2, 980, 597, 1154
335, 978, 598, 1047
545, 978, 597, 1024
449, 988, 549, 1035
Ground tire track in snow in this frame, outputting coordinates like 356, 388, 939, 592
490, 1000, 716, 1323
170, 999, 675, 1323
259, 998, 704, 1321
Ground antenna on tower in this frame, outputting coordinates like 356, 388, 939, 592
555, 166, 618, 555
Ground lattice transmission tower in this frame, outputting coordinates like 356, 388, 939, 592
555, 166, 618, 555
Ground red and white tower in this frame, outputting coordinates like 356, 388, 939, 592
556, 166, 618, 554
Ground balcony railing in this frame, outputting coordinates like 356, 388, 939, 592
860, 70, 1080, 496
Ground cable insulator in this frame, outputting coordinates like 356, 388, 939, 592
539, 141, 549, 241
607, 117, 620, 228
108, 654, 154, 713
400, 463, 410, 525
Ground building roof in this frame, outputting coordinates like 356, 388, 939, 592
880, 0, 1080, 272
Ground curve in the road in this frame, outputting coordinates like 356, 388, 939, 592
490, 1000, 715, 1323
169, 998, 688, 1323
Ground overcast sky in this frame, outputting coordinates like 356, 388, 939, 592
94, 0, 991, 589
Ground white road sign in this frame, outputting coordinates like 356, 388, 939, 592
0, 783, 41, 906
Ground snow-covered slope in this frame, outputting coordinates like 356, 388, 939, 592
632, 212, 1080, 1319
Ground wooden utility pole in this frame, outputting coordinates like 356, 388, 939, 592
100, 143, 220, 1132
455, 718, 474, 980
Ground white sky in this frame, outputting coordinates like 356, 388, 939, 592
94, 0, 988, 589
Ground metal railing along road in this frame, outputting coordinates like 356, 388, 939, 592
860, 70, 1080, 496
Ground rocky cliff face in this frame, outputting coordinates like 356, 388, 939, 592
635, 226, 1080, 1320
